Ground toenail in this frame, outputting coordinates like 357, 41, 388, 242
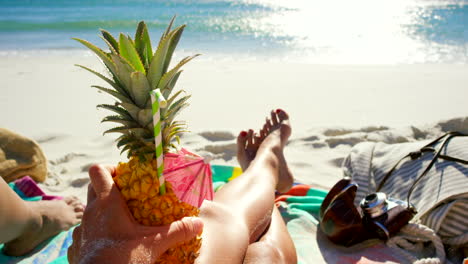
276, 108, 283, 114
240, 131, 247, 137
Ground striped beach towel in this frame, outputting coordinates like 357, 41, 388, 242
343, 133, 468, 262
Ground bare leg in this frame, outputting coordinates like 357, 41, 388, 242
196, 109, 295, 263
0, 177, 83, 256
243, 207, 297, 264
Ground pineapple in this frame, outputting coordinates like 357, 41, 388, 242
74, 18, 201, 263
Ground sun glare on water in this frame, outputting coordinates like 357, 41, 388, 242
0, 0, 465, 64
231, 0, 467, 64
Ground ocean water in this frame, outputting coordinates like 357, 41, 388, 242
0, 0, 467, 64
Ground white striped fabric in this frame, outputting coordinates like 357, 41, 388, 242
342, 136, 468, 249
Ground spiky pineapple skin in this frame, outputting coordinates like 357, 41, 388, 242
114, 156, 201, 263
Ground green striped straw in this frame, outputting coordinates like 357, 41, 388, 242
150, 89, 167, 195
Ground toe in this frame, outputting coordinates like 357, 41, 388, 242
64, 196, 79, 205
237, 130, 251, 170
237, 131, 248, 149
261, 123, 268, 137
271, 110, 279, 126
68, 198, 84, 212
71, 199, 83, 207
266, 118, 272, 131
247, 129, 254, 147
74, 204, 85, 212
276, 109, 289, 122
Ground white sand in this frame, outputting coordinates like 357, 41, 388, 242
1, 52, 468, 202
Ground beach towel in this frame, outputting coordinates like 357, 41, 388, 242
343, 135, 468, 263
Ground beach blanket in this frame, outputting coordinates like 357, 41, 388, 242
3, 167, 411, 264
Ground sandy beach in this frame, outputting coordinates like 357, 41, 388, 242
1, 52, 467, 203
2, 1, 468, 262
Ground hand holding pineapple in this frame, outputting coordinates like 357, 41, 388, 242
68, 164, 203, 264
74, 18, 203, 263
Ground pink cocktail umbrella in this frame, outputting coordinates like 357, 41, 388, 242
163, 148, 213, 208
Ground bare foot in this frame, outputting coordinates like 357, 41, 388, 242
3, 196, 84, 256
237, 109, 293, 193
236, 128, 260, 171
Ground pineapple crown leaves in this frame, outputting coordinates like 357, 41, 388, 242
74, 17, 198, 156
162, 121, 189, 153
163, 93, 191, 125
147, 25, 185, 90
134, 21, 153, 69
